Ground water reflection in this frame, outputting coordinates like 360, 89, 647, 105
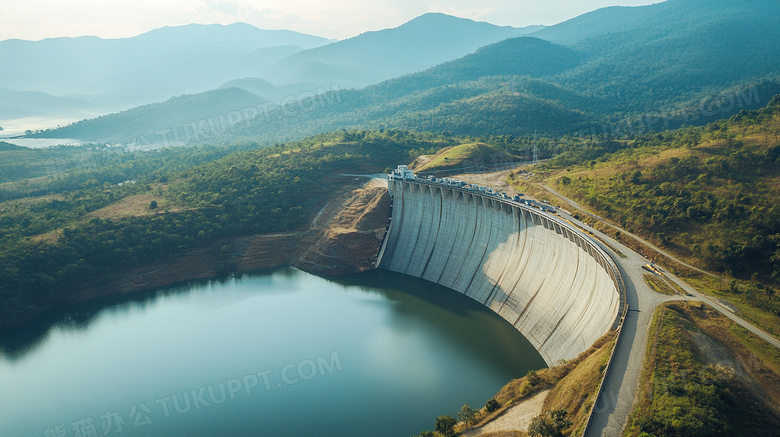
0, 274, 250, 359
0, 267, 546, 437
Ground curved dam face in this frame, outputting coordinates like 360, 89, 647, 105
377, 178, 623, 365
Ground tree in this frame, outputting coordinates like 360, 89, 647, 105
458, 404, 478, 426
435, 415, 456, 437
485, 398, 500, 413
149, 200, 158, 210
560, 175, 572, 186
526, 369, 541, 386
549, 409, 572, 432
528, 408, 572, 437
528, 415, 556, 437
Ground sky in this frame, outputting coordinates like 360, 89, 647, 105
0, 0, 661, 41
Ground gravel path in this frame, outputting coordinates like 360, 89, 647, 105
462, 390, 550, 436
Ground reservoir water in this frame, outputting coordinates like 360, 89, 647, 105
0, 267, 546, 437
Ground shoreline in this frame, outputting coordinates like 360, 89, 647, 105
1, 180, 391, 328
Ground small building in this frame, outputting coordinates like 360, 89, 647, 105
390, 165, 415, 180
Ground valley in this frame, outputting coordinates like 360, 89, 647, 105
1, 1, 779, 436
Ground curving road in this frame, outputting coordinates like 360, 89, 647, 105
556, 204, 680, 437
539, 185, 780, 436
542, 184, 780, 351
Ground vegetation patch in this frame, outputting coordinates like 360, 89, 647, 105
643, 274, 679, 296
533, 96, 780, 337
626, 301, 780, 437
413, 333, 616, 436
0, 130, 455, 325
413, 142, 515, 173
87, 192, 171, 219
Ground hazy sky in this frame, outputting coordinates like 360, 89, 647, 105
1, 0, 661, 41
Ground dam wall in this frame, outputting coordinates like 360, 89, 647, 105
377, 177, 624, 365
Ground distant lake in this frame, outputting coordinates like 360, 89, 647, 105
0, 267, 546, 437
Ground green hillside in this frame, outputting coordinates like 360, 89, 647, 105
547, 96, 780, 282
30, 88, 268, 142
412, 142, 512, 172
530, 95, 780, 337
0, 130, 453, 325
626, 301, 780, 436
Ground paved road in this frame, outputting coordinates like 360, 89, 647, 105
662, 273, 780, 350
541, 186, 780, 436
543, 184, 780, 351
555, 208, 679, 437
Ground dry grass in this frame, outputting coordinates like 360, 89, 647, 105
626, 301, 780, 436
87, 194, 171, 219
28, 229, 61, 244
643, 273, 678, 295
0, 193, 64, 208
479, 432, 526, 437
543, 335, 614, 436
685, 275, 780, 338
414, 142, 509, 172
566, 148, 690, 182
676, 301, 780, 401
458, 332, 616, 436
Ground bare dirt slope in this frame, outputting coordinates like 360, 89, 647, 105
295, 178, 390, 275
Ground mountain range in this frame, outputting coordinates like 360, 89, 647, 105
0, 15, 541, 127
0, 23, 331, 118
254, 13, 543, 88
9, 0, 780, 144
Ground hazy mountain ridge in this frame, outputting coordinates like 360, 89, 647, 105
21, 0, 780, 144
39, 88, 268, 143
528, 0, 776, 46
0, 23, 331, 115
0, 88, 92, 119
544, 0, 780, 112
0, 16, 541, 125
256, 13, 544, 88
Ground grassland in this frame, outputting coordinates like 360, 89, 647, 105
643, 273, 682, 296
411, 142, 514, 172
625, 301, 780, 436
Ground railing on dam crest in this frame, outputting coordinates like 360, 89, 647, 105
378, 166, 630, 436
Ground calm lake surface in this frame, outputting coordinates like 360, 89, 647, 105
0, 267, 546, 437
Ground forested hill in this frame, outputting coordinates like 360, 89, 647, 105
32, 88, 269, 143
31, 0, 780, 145
257, 12, 544, 88
364, 37, 581, 97
546, 94, 780, 286
547, 0, 780, 112
0, 131, 451, 325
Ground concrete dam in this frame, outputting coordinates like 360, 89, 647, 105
377, 169, 624, 365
